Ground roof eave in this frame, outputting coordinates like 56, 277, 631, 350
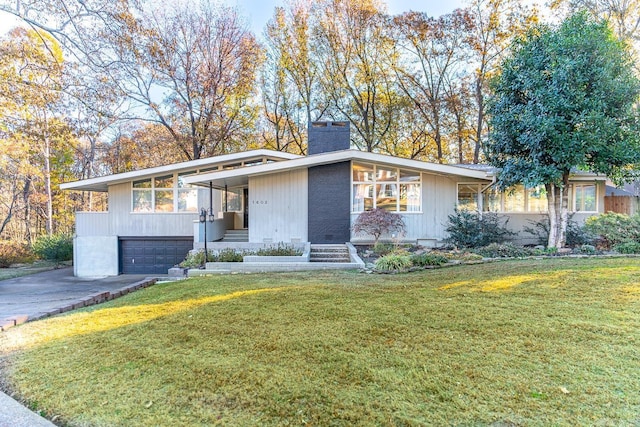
185, 150, 492, 187
60, 149, 302, 192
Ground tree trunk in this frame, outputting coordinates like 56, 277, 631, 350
44, 118, 53, 236
0, 182, 19, 236
23, 177, 32, 244
546, 175, 570, 248
473, 74, 484, 164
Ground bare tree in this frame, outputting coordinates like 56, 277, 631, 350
466, 0, 538, 163
393, 9, 474, 163
261, 1, 328, 154
98, 2, 263, 160
313, 0, 401, 152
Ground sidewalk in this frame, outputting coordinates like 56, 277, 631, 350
0, 391, 55, 427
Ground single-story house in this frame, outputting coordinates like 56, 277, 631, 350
61, 121, 606, 277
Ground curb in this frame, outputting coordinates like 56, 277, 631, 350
0, 278, 158, 332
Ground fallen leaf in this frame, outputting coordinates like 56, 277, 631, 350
145, 400, 153, 408
559, 386, 570, 394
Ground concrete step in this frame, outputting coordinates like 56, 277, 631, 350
225, 229, 248, 235
311, 244, 348, 251
309, 244, 350, 263
310, 257, 351, 263
221, 229, 248, 242
310, 252, 349, 258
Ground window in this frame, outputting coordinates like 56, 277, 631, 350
479, 184, 579, 213
223, 189, 242, 211
527, 186, 548, 212
132, 179, 152, 212
574, 184, 597, 211
154, 175, 174, 212
352, 163, 421, 212
132, 173, 197, 213
177, 173, 198, 212
483, 188, 501, 212
457, 184, 481, 211
477, 185, 545, 213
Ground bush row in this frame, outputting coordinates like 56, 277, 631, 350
374, 242, 602, 272
444, 210, 640, 254
374, 251, 450, 272
180, 244, 303, 267
0, 234, 73, 268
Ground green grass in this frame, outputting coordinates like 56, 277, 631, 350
0, 260, 65, 281
1, 258, 639, 426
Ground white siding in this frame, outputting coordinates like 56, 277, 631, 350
351, 173, 458, 242
249, 169, 308, 243
76, 212, 110, 236
105, 182, 215, 237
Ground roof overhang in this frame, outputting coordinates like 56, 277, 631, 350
184, 149, 493, 188
60, 149, 302, 192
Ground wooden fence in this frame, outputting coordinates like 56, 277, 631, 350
604, 196, 640, 215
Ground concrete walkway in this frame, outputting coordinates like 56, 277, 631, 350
0, 267, 166, 427
0, 390, 56, 426
0, 267, 155, 320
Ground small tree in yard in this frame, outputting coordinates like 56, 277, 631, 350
353, 208, 406, 244
486, 12, 640, 248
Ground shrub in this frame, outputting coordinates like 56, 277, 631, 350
0, 240, 34, 267
410, 252, 449, 267
255, 243, 302, 256
32, 234, 73, 263
213, 248, 245, 262
578, 244, 596, 255
584, 213, 640, 249
372, 242, 394, 256
472, 242, 534, 258
523, 215, 593, 247
353, 208, 406, 244
180, 250, 213, 268
444, 251, 484, 262
444, 209, 514, 248
375, 252, 412, 272
613, 241, 640, 254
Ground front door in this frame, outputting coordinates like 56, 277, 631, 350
243, 187, 249, 228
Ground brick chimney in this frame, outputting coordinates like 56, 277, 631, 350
307, 121, 350, 155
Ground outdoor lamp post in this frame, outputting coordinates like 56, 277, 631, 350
199, 208, 208, 265
199, 207, 215, 266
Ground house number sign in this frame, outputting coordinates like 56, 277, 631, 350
251, 200, 268, 205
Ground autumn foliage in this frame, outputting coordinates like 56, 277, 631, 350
352, 208, 406, 243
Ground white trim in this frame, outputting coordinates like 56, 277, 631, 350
350, 161, 422, 213
185, 150, 492, 188
61, 149, 301, 192
572, 183, 599, 213
457, 182, 485, 211
130, 172, 200, 213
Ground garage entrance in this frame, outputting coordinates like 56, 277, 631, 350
119, 237, 192, 274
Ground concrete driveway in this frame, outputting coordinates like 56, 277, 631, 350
0, 267, 166, 427
0, 267, 161, 320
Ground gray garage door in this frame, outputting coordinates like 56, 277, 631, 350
119, 237, 193, 274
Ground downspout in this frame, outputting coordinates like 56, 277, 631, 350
479, 173, 498, 214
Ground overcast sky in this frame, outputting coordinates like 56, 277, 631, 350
0, 0, 465, 36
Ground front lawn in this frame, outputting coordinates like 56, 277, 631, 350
1, 258, 639, 426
